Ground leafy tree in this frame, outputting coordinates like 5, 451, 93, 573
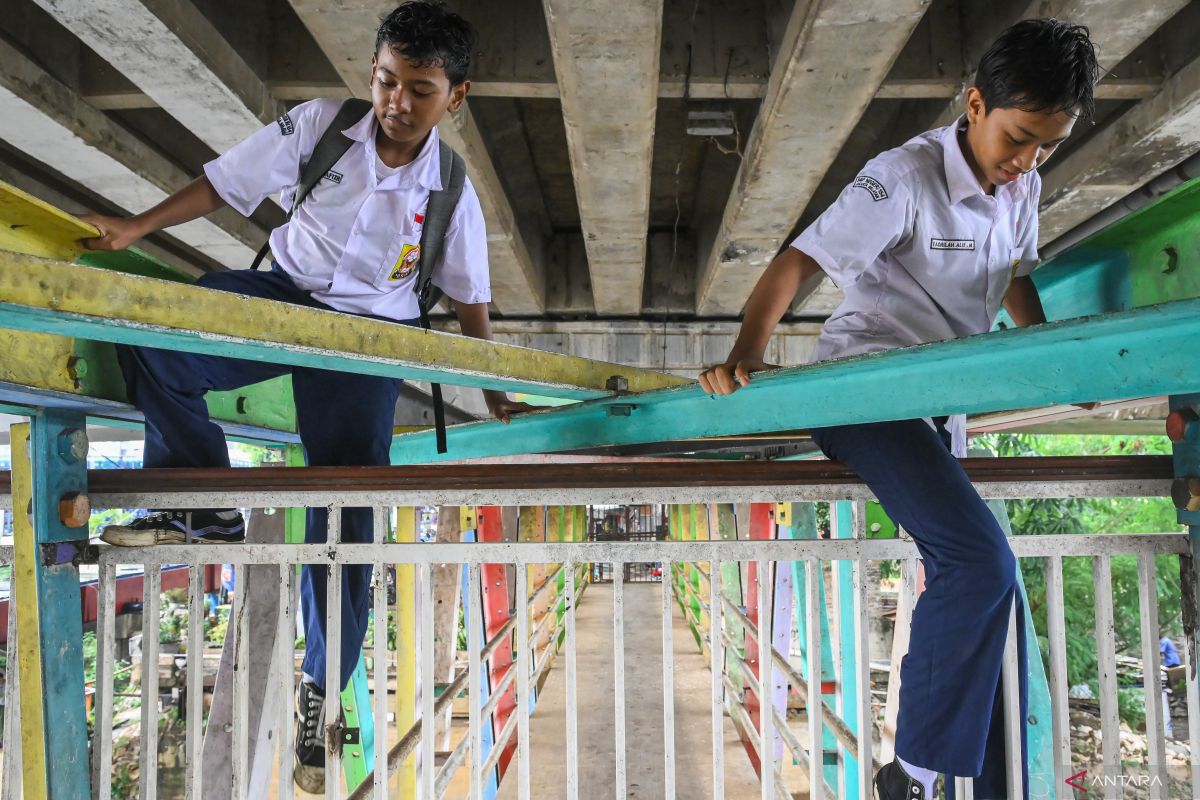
975, 433, 1183, 725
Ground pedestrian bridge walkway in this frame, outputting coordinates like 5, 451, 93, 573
496, 582, 764, 800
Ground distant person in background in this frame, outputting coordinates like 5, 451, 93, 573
1161, 633, 1182, 737
1161, 634, 1182, 668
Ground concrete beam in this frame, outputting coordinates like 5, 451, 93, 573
78, 74, 1163, 110
30, 0, 281, 154
693, 0, 930, 316
793, 0, 1187, 317
395, 383, 478, 426
927, 0, 1188, 130
1039, 52, 1200, 242
542, 0, 664, 315
287, 1, 546, 315
434, 318, 823, 380
0, 37, 261, 265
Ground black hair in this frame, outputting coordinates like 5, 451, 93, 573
376, 2, 476, 86
974, 19, 1100, 122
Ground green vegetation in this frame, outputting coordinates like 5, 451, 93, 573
977, 433, 1183, 729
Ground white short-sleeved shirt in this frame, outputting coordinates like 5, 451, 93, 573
204, 98, 491, 320
792, 117, 1042, 454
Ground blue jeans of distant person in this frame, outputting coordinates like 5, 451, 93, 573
809, 417, 1028, 799
116, 265, 414, 692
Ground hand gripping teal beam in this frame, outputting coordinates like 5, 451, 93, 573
391, 300, 1200, 464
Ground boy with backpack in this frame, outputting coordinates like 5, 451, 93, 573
80, 1, 528, 789
700, 19, 1099, 799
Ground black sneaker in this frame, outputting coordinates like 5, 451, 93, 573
294, 679, 327, 794
875, 761, 927, 800
100, 509, 245, 546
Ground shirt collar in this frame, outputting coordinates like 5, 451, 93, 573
341, 108, 443, 191
940, 115, 1031, 206
941, 116, 982, 205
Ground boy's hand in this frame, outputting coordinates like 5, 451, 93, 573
698, 357, 779, 396
483, 390, 536, 424
77, 214, 145, 251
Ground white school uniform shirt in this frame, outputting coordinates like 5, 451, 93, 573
204, 98, 491, 320
791, 117, 1041, 456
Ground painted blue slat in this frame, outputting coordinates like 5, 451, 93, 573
393, 301, 1200, 463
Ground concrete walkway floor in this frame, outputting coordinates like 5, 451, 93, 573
496, 581, 763, 800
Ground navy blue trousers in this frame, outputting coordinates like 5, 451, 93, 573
810, 418, 1028, 798
116, 267, 412, 692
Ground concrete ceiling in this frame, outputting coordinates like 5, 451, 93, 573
2, 0, 1199, 332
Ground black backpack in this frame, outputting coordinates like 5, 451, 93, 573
251, 98, 465, 452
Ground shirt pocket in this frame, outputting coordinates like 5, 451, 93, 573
376, 231, 423, 288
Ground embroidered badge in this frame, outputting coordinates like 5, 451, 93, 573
1010, 258, 1021, 279
276, 113, 295, 136
930, 238, 976, 251
389, 243, 421, 281
324, 170, 343, 184
414, 212, 425, 225
852, 175, 888, 201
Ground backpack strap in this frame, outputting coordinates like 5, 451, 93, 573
250, 98, 372, 270
415, 139, 467, 454
415, 141, 467, 310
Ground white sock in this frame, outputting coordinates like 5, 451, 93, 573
897, 756, 937, 798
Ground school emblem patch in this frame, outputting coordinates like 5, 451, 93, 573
852, 175, 888, 201
276, 113, 295, 136
389, 243, 421, 281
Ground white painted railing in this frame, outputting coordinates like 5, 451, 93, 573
0, 477, 1196, 799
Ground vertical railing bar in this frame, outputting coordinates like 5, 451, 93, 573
92, 562, 115, 800
565, 561, 579, 800
662, 559, 676, 800
372, 507, 389, 800
233, 558, 249, 800
1184, 583, 1200, 793
1044, 556, 1070, 793
140, 564, 161, 800
1001, 596, 1021, 800
852, 501, 872, 795
806, 558, 822, 800
1137, 554, 1167, 798
326, 507, 344, 800
613, 562, 626, 800
710, 561, 725, 800
185, 565, 204, 800
758, 558, 774, 800
1, 586, 17, 800
1093, 555, 1120, 799
515, 561, 532, 800
420, 562, 436, 800
468, 562, 483, 800
829, 561, 845, 800
278, 561, 296, 800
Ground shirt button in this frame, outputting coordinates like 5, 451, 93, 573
327, 282, 332, 289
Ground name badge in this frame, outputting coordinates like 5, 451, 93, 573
930, 238, 975, 251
